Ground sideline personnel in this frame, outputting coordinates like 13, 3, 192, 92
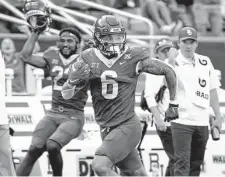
0, 50, 16, 176
141, 38, 175, 176
170, 27, 222, 176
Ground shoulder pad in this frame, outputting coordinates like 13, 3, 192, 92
80, 48, 95, 65
43, 47, 58, 60
81, 48, 94, 57
130, 46, 149, 60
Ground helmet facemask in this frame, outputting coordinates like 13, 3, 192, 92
28, 15, 48, 29
95, 31, 126, 59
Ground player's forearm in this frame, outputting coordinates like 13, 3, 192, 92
210, 89, 221, 120
33, 41, 41, 54
20, 32, 39, 62
140, 59, 177, 101
26, 29, 40, 54
164, 69, 177, 101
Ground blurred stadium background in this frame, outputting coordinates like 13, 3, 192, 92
1, 0, 225, 94
1, 0, 225, 176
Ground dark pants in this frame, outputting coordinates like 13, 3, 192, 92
157, 127, 174, 176
171, 122, 209, 176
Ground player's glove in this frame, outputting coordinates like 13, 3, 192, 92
68, 60, 90, 87
164, 103, 179, 122
9, 127, 15, 136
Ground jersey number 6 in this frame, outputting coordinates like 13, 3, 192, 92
101, 70, 118, 99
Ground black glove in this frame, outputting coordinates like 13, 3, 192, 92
140, 90, 151, 112
155, 85, 167, 103
164, 103, 179, 122
9, 127, 15, 136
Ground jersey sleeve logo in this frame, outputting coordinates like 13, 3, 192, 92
91, 63, 100, 68
124, 53, 131, 60
119, 53, 132, 65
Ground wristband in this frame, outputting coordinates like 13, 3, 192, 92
170, 100, 178, 105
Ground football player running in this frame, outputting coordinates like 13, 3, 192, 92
62, 15, 178, 176
16, 1, 88, 176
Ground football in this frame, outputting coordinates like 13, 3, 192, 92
69, 60, 90, 89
